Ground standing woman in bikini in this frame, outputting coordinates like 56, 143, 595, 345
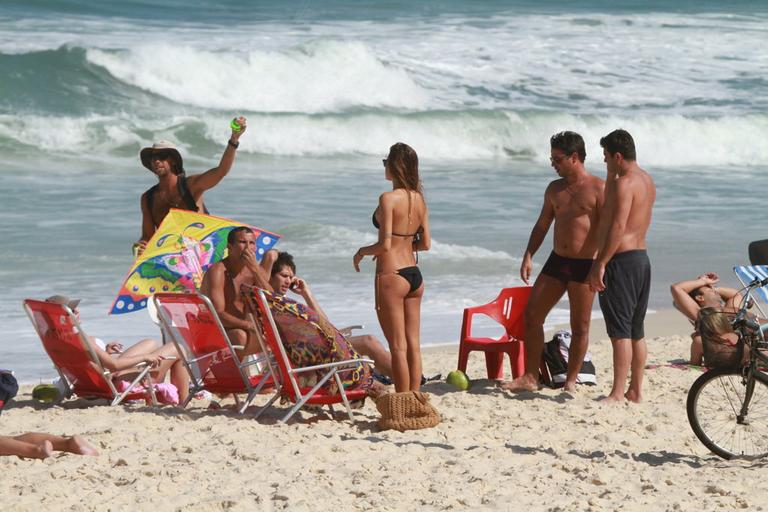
353, 142, 431, 392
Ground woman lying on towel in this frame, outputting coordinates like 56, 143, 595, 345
45, 295, 190, 404
250, 253, 379, 397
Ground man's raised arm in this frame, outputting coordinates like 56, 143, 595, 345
189, 116, 247, 193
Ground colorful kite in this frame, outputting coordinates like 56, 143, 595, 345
110, 209, 280, 315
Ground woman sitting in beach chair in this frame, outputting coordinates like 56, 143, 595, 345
45, 295, 190, 404
258, 252, 378, 396
670, 273, 746, 365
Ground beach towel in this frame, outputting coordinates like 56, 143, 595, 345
115, 380, 180, 405
264, 292, 373, 394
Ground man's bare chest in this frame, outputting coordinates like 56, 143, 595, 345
552, 190, 596, 217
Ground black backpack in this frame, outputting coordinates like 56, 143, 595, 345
541, 331, 596, 388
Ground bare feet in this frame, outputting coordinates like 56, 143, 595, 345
600, 393, 624, 403
35, 440, 53, 460
68, 435, 99, 456
563, 381, 577, 393
498, 374, 538, 392
624, 389, 642, 403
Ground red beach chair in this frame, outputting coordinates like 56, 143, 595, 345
152, 292, 275, 414
457, 286, 532, 380
23, 299, 158, 406
242, 286, 373, 423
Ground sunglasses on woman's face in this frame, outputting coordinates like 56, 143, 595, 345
382, 159, 388, 167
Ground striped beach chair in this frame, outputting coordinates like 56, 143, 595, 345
733, 265, 768, 317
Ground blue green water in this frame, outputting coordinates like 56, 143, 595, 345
2, 1, 767, 381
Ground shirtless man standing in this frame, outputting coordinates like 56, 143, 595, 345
134, 117, 247, 256
587, 129, 656, 403
501, 131, 604, 393
200, 226, 273, 357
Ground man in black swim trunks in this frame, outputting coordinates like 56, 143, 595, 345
501, 131, 605, 393
133, 116, 247, 257
587, 129, 656, 403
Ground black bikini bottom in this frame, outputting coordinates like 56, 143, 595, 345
396, 266, 423, 293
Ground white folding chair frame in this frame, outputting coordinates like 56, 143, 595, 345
23, 300, 157, 406
247, 287, 373, 423
153, 292, 274, 414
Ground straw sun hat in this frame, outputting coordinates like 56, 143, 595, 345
139, 140, 184, 174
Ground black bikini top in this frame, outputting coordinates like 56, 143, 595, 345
371, 210, 419, 238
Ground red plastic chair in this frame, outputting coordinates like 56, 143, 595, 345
23, 299, 156, 406
457, 286, 532, 380
243, 286, 372, 423
152, 292, 275, 414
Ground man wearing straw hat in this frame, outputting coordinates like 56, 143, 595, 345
133, 116, 247, 257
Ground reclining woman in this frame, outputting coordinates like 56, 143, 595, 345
670, 273, 746, 365
252, 253, 378, 397
45, 295, 190, 404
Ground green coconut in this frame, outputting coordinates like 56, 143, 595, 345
32, 384, 61, 403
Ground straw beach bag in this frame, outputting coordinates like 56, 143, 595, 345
376, 391, 441, 432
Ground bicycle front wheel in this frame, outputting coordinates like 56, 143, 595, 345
687, 367, 768, 459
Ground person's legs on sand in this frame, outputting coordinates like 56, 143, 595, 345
563, 282, 594, 392
376, 274, 411, 392
11, 433, 98, 456
0, 435, 52, 459
604, 337, 631, 402
625, 338, 647, 403
500, 275, 566, 391
404, 285, 424, 391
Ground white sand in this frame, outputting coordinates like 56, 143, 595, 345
1, 309, 765, 511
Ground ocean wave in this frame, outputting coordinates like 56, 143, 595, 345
2, 110, 768, 167
267, 223, 515, 262
85, 41, 430, 113
2, 10, 767, 116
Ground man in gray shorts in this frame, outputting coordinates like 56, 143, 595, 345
587, 129, 656, 403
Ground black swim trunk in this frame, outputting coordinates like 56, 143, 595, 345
540, 251, 594, 284
598, 249, 651, 340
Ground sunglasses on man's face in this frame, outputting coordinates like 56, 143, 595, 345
151, 151, 173, 161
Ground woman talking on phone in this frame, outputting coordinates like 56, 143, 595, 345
353, 142, 431, 393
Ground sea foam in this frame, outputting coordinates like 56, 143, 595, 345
86, 41, 430, 113
3, 111, 767, 168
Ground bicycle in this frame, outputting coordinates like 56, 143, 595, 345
686, 274, 768, 459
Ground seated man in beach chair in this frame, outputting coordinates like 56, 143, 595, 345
266, 251, 404, 384
200, 226, 274, 359
670, 273, 746, 365
45, 295, 189, 404
0, 433, 99, 460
